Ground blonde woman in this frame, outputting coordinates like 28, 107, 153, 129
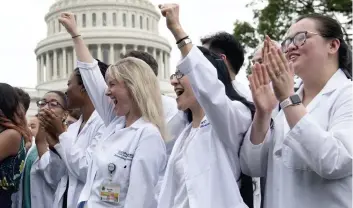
59, 13, 167, 208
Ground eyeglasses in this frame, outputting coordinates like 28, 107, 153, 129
281, 31, 321, 53
170, 71, 184, 80
36, 100, 65, 109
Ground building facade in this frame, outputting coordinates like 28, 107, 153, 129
25, 0, 174, 117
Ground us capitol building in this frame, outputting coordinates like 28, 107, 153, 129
24, 0, 173, 116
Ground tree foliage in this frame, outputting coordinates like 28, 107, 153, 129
234, 0, 352, 75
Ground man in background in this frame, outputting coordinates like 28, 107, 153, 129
201, 32, 253, 102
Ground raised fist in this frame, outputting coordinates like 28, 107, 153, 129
158, 4, 181, 32
58, 12, 79, 37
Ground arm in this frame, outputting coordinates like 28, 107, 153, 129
54, 122, 105, 183
283, 84, 353, 179
177, 46, 252, 147
59, 12, 115, 125
0, 129, 22, 162
124, 128, 167, 208
32, 150, 66, 190
239, 121, 272, 177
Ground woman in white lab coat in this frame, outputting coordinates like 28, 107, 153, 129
59, 13, 167, 208
37, 63, 107, 208
14, 90, 69, 208
157, 4, 254, 208
240, 14, 352, 208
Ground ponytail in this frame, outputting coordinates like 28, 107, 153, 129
338, 39, 352, 80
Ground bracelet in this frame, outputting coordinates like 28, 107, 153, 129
176, 36, 189, 44
72, 34, 81, 39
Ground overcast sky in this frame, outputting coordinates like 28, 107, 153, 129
0, 0, 254, 89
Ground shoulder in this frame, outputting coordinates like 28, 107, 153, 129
331, 81, 352, 111
0, 129, 22, 154
140, 123, 163, 139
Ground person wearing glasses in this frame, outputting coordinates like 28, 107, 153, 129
157, 4, 255, 208
241, 14, 352, 208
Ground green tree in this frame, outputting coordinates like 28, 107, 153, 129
234, 0, 352, 75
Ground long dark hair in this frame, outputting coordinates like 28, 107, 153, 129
0, 83, 32, 143
185, 47, 256, 208
297, 14, 352, 80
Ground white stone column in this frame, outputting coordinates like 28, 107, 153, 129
73, 49, 77, 69
122, 44, 126, 56
97, 44, 102, 60
133, 45, 138, 51
152, 48, 156, 60
63, 48, 67, 78
53, 50, 58, 79
40, 55, 44, 82
46, 52, 51, 81
127, 11, 131, 28
165, 53, 170, 78
144, 46, 148, 52
109, 44, 115, 64
158, 51, 164, 79
37, 57, 41, 84
163, 52, 168, 79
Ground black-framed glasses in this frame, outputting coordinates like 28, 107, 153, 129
281, 31, 321, 53
36, 100, 65, 109
170, 71, 184, 80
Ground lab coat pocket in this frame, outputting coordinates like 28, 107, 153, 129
282, 146, 311, 171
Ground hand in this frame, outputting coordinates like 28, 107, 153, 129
265, 38, 295, 102
58, 12, 79, 37
38, 109, 66, 138
35, 123, 48, 145
158, 4, 186, 40
248, 63, 278, 115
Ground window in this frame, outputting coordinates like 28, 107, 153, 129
92, 13, 96, 27
113, 13, 117, 26
102, 13, 107, 26
58, 20, 61, 32
53, 21, 56, 33
123, 13, 127, 27
132, 14, 135, 28
140, 16, 143, 29
146, 17, 149, 30
82, 14, 86, 27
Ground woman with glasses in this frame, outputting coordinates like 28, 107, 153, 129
13, 91, 69, 208
37, 64, 106, 208
241, 14, 352, 208
157, 4, 255, 208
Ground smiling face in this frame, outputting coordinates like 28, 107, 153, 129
170, 71, 198, 111
66, 71, 85, 109
105, 74, 134, 116
284, 18, 333, 79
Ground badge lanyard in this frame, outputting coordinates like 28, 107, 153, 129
108, 162, 116, 181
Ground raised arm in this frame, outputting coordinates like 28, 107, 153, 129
59, 12, 115, 125
159, 4, 251, 147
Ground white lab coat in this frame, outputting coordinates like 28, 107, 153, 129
240, 69, 353, 208
158, 46, 252, 208
12, 141, 63, 208
77, 60, 167, 208
232, 79, 253, 102
52, 110, 105, 208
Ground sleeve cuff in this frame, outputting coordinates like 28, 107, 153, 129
284, 114, 322, 148
177, 45, 203, 75
77, 59, 98, 69
243, 124, 272, 149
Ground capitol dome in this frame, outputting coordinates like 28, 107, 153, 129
26, 0, 174, 116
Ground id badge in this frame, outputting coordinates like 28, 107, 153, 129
100, 180, 120, 203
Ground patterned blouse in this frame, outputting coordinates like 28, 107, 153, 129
0, 127, 26, 207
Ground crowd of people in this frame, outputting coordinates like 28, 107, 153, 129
0, 3, 352, 208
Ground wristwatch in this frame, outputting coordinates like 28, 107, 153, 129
280, 94, 302, 109
177, 38, 192, 49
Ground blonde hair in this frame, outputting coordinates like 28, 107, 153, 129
107, 57, 167, 140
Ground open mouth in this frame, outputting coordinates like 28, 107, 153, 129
175, 88, 184, 97
289, 53, 299, 61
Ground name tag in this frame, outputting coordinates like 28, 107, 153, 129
100, 180, 120, 204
